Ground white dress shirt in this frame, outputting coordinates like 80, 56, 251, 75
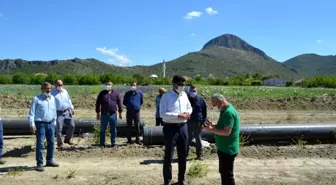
159, 89, 192, 123
51, 88, 74, 111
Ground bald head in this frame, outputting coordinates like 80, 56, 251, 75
55, 80, 63, 86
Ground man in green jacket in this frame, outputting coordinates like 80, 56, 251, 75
204, 93, 240, 185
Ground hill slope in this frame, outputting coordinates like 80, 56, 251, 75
284, 54, 336, 77
0, 58, 136, 75
144, 34, 298, 79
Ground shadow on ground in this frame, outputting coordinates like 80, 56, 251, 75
140, 159, 178, 165
3, 146, 34, 157
0, 166, 35, 173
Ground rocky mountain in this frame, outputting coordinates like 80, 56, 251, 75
1, 34, 334, 79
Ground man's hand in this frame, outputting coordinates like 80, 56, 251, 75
71, 109, 75, 115
96, 113, 100, 121
30, 125, 36, 134
119, 113, 122, 119
178, 113, 190, 120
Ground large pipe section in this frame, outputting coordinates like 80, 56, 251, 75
143, 124, 336, 145
2, 119, 145, 136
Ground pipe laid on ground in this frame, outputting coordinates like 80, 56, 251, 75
2, 119, 145, 136
143, 124, 336, 145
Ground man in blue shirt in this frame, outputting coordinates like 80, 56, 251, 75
51, 80, 75, 148
155, 88, 167, 126
187, 85, 207, 161
28, 82, 59, 172
123, 82, 143, 144
0, 118, 5, 165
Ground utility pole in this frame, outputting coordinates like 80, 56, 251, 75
162, 60, 166, 78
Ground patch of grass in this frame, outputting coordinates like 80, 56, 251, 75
66, 169, 76, 179
6, 167, 25, 177
92, 124, 111, 145
293, 136, 308, 146
240, 135, 250, 146
285, 112, 297, 122
187, 161, 208, 178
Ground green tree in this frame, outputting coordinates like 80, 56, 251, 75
12, 73, 30, 84
0, 75, 12, 84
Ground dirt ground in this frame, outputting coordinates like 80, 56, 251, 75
1, 94, 336, 184
1, 94, 336, 111
0, 136, 336, 185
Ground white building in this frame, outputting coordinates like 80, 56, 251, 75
150, 74, 158, 78
263, 78, 286, 86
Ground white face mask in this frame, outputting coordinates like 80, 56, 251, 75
44, 92, 51, 97
57, 86, 63, 91
176, 86, 184, 94
131, 86, 137, 90
104, 85, 112, 91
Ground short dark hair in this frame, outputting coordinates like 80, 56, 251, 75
172, 75, 185, 84
41, 82, 51, 89
190, 84, 196, 89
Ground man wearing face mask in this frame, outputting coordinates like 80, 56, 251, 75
96, 81, 123, 147
203, 93, 240, 185
51, 80, 75, 148
160, 75, 193, 185
123, 82, 143, 144
28, 82, 59, 172
155, 88, 167, 126
186, 85, 207, 161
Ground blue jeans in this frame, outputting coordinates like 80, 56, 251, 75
100, 113, 117, 146
0, 121, 3, 160
35, 122, 55, 166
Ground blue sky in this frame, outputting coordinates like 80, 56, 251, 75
0, 0, 335, 66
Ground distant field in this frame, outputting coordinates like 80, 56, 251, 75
0, 84, 336, 99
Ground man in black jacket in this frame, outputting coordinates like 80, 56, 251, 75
186, 85, 207, 160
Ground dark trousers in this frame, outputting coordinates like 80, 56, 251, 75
156, 117, 163, 126
163, 123, 188, 184
126, 111, 140, 142
187, 120, 203, 158
100, 113, 117, 146
218, 150, 237, 185
56, 110, 75, 146
0, 121, 3, 160
35, 121, 55, 166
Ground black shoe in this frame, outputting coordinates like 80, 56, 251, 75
36, 165, 44, 172
127, 140, 133, 144
173, 182, 188, 185
196, 156, 204, 161
0, 159, 6, 165
110, 144, 117, 148
64, 140, 74, 145
46, 161, 59, 167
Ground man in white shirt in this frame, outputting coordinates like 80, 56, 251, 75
51, 80, 75, 148
160, 75, 193, 185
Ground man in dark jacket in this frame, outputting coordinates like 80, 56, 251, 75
95, 81, 123, 147
187, 85, 207, 160
123, 82, 143, 144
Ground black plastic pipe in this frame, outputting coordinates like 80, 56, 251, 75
2, 119, 145, 136
143, 124, 336, 145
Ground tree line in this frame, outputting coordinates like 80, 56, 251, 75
0, 72, 335, 88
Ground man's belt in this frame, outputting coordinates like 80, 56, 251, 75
163, 122, 186, 127
102, 112, 116, 115
36, 121, 53, 124
57, 109, 69, 113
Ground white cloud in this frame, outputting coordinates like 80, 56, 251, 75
190, 33, 196, 36
96, 47, 131, 66
205, 7, 218, 15
316, 40, 323, 44
184, 11, 203, 20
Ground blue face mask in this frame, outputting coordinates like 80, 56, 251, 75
189, 92, 197, 97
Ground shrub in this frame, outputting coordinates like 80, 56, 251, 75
0, 75, 12, 84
